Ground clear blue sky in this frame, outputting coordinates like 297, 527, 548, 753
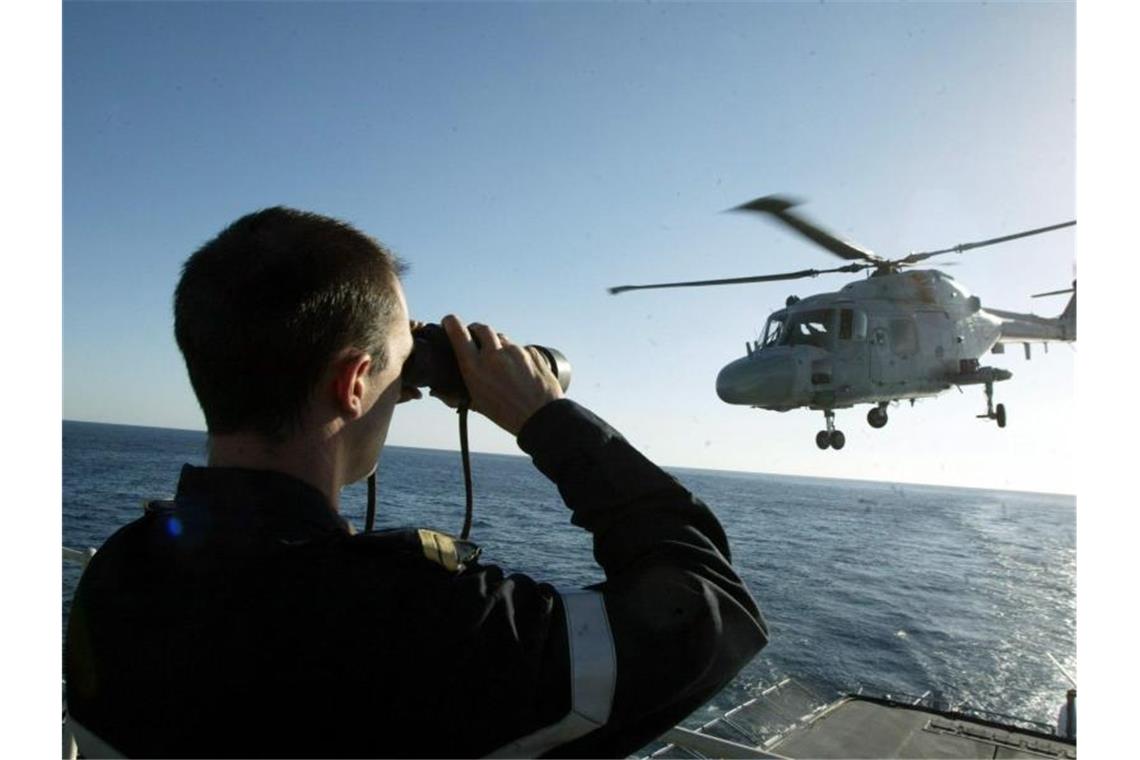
61, 1, 1077, 492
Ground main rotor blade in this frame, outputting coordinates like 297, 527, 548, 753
902, 220, 1076, 265
731, 195, 886, 264
608, 263, 869, 295
1031, 287, 1075, 298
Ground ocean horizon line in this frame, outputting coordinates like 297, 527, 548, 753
62, 418, 1076, 500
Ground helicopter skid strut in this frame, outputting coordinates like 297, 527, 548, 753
976, 380, 1007, 428
816, 410, 846, 450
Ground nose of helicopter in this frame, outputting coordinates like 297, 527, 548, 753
716, 352, 797, 406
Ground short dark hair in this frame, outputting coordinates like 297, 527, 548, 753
174, 207, 407, 439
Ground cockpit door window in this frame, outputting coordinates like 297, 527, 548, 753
839, 308, 867, 341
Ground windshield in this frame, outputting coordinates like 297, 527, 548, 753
784, 308, 835, 348
761, 312, 787, 347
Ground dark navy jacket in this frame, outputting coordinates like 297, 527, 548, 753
66, 400, 767, 757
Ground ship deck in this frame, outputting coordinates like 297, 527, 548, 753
646, 679, 1075, 760
767, 696, 1074, 759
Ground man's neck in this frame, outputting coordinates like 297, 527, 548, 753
207, 429, 342, 510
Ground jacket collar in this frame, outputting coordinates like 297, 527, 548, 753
175, 464, 351, 540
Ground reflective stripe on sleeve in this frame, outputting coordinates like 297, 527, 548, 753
66, 715, 127, 758
484, 590, 616, 758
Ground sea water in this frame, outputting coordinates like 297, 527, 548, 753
62, 420, 1076, 728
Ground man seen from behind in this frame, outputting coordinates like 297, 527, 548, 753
65, 207, 768, 758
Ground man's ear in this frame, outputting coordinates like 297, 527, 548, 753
331, 351, 374, 419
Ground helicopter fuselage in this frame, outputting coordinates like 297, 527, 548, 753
609, 192, 1075, 448
716, 269, 1010, 411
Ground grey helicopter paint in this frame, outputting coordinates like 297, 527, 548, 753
610, 196, 1076, 450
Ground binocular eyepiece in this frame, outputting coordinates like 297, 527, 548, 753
401, 323, 571, 400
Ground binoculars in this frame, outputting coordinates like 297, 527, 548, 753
401, 323, 571, 400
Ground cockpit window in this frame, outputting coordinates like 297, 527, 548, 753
761, 308, 838, 349
761, 313, 786, 347
784, 308, 834, 348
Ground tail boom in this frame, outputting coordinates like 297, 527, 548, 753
987, 288, 1076, 344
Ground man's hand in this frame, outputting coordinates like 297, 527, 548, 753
440, 314, 564, 436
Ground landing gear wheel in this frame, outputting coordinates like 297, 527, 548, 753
829, 430, 846, 450
977, 380, 1008, 427
816, 431, 831, 450
867, 407, 888, 429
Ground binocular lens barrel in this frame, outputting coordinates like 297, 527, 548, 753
401, 323, 571, 399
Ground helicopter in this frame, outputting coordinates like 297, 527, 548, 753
609, 195, 1076, 450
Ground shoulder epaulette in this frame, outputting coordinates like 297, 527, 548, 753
350, 528, 482, 573
415, 528, 482, 572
